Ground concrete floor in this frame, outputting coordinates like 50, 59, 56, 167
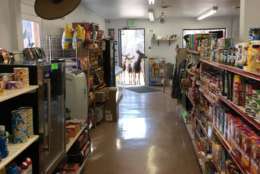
85, 88, 201, 174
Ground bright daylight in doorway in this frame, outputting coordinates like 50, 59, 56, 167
119, 29, 146, 87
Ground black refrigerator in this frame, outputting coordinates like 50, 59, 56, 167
103, 39, 116, 87
0, 59, 66, 174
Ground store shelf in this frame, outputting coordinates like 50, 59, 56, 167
0, 86, 39, 103
187, 69, 196, 76
196, 81, 201, 86
200, 59, 260, 81
184, 122, 205, 172
211, 160, 222, 173
199, 88, 216, 105
186, 92, 194, 106
213, 127, 232, 151
219, 95, 260, 131
76, 147, 91, 174
66, 125, 87, 152
187, 49, 200, 55
195, 118, 208, 138
0, 135, 39, 169
213, 127, 248, 174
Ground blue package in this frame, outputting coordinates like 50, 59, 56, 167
0, 136, 8, 158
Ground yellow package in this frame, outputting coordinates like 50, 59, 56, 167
245, 41, 260, 74
62, 24, 73, 50
76, 24, 86, 44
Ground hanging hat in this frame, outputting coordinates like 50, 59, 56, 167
35, 0, 81, 20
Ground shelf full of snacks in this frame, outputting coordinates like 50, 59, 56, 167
212, 127, 249, 174
199, 38, 259, 174
177, 33, 260, 174
200, 59, 260, 81
218, 95, 260, 130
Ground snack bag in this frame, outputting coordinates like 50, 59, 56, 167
62, 24, 73, 50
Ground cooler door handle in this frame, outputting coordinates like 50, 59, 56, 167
43, 79, 51, 152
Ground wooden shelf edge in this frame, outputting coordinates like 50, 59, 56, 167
219, 96, 260, 130
187, 49, 200, 55
199, 88, 216, 105
76, 146, 91, 174
0, 135, 39, 169
200, 59, 260, 81
213, 127, 248, 174
66, 125, 88, 152
0, 86, 39, 103
195, 118, 208, 138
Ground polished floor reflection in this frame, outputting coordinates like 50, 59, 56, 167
85, 89, 201, 174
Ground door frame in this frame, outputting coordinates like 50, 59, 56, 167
118, 28, 146, 86
118, 28, 146, 66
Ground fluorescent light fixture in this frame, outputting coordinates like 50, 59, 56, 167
148, 10, 155, 22
148, 0, 155, 5
197, 6, 218, 20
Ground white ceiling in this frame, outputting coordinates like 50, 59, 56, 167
84, 0, 240, 19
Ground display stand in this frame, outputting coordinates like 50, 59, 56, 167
0, 86, 40, 173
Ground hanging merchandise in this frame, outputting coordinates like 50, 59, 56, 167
75, 24, 86, 48
62, 24, 74, 50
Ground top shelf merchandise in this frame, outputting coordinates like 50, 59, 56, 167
184, 34, 211, 58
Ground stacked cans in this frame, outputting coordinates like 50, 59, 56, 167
11, 107, 34, 144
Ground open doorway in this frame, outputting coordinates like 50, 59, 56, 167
119, 29, 145, 87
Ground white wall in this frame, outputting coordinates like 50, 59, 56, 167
0, 0, 22, 51
0, 0, 105, 51
240, 0, 260, 41
106, 16, 239, 65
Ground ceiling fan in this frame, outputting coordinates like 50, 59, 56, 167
34, 0, 81, 20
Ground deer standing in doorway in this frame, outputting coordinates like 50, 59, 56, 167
133, 50, 147, 85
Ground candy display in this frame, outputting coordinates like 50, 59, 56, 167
11, 107, 34, 143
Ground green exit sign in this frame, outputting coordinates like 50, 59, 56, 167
51, 63, 58, 71
127, 19, 135, 27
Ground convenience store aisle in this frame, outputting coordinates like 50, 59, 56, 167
86, 89, 201, 174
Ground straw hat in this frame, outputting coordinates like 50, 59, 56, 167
35, 0, 81, 20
